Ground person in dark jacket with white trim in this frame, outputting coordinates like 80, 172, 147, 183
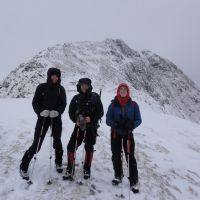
19, 68, 67, 180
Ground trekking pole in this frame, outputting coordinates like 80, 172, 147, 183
99, 88, 102, 124
99, 88, 102, 99
81, 130, 87, 168
127, 131, 131, 200
27, 117, 46, 185
120, 138, 125, 199
47, 118, 53, 185
71, 127, 80, 178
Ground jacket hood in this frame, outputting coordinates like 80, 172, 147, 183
116, 83, 130, 107
76, 78, 93, 95
117, 83, 130, 97
47, 68, 61, 85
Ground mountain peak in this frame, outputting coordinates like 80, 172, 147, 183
0, 39, 199, 123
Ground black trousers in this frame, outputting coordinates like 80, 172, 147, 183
21, 116, 63, 170
111, 131, 138, 185
67, 125, 97, 153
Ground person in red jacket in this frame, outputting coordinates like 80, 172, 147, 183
106, 83, 142, 193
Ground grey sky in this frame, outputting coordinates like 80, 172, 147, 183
0, 0, 200, 86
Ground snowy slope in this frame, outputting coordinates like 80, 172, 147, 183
0, 39, 200, 123
0, 90, 200, 200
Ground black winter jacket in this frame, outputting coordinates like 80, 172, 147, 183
69, 92, 104, 126
32, 83, 67, 116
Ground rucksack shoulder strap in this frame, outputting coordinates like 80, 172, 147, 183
91, 92, 100, 103
132, 101, 136, 107
111, 101, 115, 108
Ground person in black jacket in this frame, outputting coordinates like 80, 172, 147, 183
19, 68, 67, 180
63, 78, 104, 180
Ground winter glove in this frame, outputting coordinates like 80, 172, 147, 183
115, 119, 126, 129
40, 110, 50, 117
124, 119, 133, 131
49, 110, 59, 118
77, 114, 86, 131
115, 117, 133, 131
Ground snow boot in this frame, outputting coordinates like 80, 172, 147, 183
19, 150, 33, 180
83, 167, 91, 180
63, 166, 73, 181
55, 164, 63, 173
63, 152, 75, 181
112, 176, 122, 186
19, 166, 29, 180
83, 151, 93, 179
55, 149, 63, 173
131, 182, 139, 193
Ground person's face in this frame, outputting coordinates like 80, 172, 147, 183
80, 84, 89, 93
119, 86, 128, 97
51, 75, 59, 84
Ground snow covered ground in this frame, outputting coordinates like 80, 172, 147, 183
0, 91, 200, 200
